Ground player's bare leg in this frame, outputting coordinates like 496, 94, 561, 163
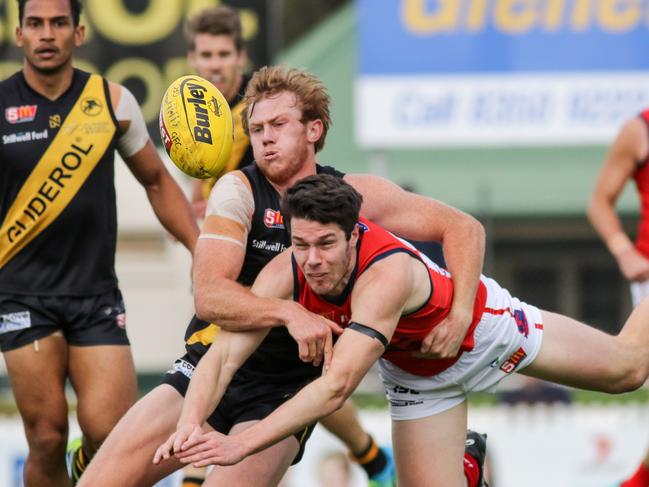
69, 345, 137, 458
4, 333, 71, 487
523, 302, 649, 392
77, 384, 186, 487
392, 400, 468, 487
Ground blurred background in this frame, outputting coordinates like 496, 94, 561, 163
2, 1, 649, 485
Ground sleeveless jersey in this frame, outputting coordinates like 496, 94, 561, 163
634, 109, 649, 258
183, 163, 345, 384
0, 69, 119, 295
293, 218, 488, 377
199, 75, 253, 200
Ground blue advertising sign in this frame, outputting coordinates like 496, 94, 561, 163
356, 0, 649, 146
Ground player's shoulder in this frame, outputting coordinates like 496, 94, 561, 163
616, 116, 649, 150
106, 80, 125, 111
214, 169, 253, 193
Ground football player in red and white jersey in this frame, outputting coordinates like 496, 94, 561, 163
157, 174, 649, 487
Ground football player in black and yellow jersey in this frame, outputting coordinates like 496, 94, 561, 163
180, 7, 395, 487
185, 5, 254, 222
0, 1, 198, 486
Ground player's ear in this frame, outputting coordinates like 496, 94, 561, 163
349, 225, 360, 247
74, 24, 85, 47
305, 119, 323, 144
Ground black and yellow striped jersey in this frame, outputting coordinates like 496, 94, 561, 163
0, 69, 119, 295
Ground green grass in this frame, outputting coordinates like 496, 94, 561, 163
1, 382, 647, 416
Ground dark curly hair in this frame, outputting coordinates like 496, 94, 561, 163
281, 174, 362, 240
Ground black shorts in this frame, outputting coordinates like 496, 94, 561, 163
163, 355, 316, 464
0, 289, 129, 352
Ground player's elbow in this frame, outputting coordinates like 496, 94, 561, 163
601, 361, 646, 394
194, 289, 214, 322
586, 193, 614, 228
322, 369, 356, 412
586, 197, 601, 227
466, 214, 486, 244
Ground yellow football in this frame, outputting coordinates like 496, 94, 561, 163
159, 75, 233, 179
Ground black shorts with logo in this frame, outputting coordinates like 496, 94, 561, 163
0, 289, 129, 352
163, 355, 316, 464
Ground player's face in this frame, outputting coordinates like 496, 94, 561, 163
188, 34, 246, 103
16, 0, 84, 75
248, 91, 322, 185
291, 218, 358, 297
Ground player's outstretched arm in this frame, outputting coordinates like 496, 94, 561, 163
109, 83, 199, 253
153, 327, 268, 465
170, 254, 413, 467
154, 251, 302, 465
588, 117, 649, 281
346, 173, 484, 358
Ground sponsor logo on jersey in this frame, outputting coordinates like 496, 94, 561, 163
5, 105, 37, 124
251, 239, 287, 253
320, 310, 348, 324
5, 142, 93, 244
0, 311, 31, 334
168, 359, 195, 379
264, 208, 285, 229
49, 114, 61, 128
500, 347, 527, 374
392, 385, 420, 395
513, 308, 529, 337
2, 129, 48, 145
80, 97, 103, 116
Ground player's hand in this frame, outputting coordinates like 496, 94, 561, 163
152, 423, 202, 464
616, 247, 649, 281
284, 302, 343, 369
174, 430, 248, 467
417, 308, 472, 358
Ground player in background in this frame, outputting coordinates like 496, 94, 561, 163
185, 5, 254, 221
588, 110, 649, 487
1, 1, 198, 486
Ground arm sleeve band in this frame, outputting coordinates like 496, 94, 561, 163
115, 85, 149, 157
205, 173, 254, 237
347, 322, 389, 348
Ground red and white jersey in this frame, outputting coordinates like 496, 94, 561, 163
634, 109, 649, 258
292, 218, 487, 376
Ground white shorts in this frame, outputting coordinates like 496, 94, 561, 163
630, 279, 649, 307
379, 276, 544, 421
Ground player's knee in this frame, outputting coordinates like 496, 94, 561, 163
25, 422, 67, 460
80, 420, 118, 452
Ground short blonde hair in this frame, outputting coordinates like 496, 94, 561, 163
242, 66, 331, 152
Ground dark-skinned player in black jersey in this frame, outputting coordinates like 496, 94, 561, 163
0, 1, 199, 486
